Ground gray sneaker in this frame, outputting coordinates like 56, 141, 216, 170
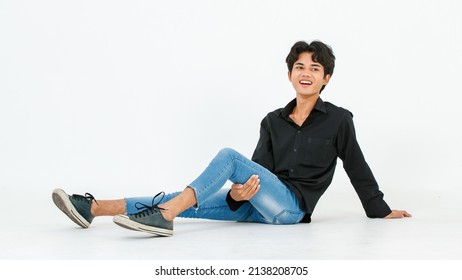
52, 188, 96, 228
113, 192, 173, 237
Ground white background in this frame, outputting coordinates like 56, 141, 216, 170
1, 0, 462, 264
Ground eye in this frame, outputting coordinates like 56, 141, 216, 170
311, 67, 320, 72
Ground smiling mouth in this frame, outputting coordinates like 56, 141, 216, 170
300, 80, 313, 85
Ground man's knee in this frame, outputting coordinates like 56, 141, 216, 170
217, 147, 239, 159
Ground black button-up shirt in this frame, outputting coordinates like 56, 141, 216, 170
228, 97, 391, 222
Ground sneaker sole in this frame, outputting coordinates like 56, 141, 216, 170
52, 188, 90, 229
113, 214, 173, 237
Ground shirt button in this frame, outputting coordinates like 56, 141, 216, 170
293, 148, 297, 152
290, 169, 294, 173
298, 131, 301, 134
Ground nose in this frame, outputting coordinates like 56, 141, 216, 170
301, 71, 312, 77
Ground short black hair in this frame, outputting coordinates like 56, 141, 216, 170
286, 41, 335, 93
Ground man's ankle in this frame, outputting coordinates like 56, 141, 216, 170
161, 209, 174, 221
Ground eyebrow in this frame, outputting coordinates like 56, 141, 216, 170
294, 62, 322, 67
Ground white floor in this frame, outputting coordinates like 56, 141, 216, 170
1, 186, 461, 260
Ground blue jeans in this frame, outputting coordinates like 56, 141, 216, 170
125, 148, 305, 224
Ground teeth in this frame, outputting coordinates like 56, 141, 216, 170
300, 80, 312, 85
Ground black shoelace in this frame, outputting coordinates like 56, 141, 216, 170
72, 192, 99, 205
133, 191, 166, 218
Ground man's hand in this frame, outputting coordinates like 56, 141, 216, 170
229, 175, 260, 201
385, 209, 412, 219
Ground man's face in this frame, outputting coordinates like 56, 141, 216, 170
288, 52, 330, 97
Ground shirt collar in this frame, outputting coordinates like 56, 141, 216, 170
281, 97, 327, 118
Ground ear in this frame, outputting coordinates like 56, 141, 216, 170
323, 74, 331, 85
288, 71, 292, 81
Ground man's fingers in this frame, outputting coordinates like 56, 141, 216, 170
249, 184, 260, 196
242, 176, 259, 194
244, 175, 259, 189
230, 175, 262, 201
231, 183, 243, 190
243, 175, 258, 188
395, 210, 412, 217
386, 209, 412, 219
241, 184, 260, 200
400, 210, 412, 217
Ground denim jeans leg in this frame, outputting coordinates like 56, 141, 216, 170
188, 148, 304, 224
125, 148, 304, 224
126, 189, 258, 221
177, 189, 260, 221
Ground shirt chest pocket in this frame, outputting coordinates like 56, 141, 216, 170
300, 137, 337, 167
